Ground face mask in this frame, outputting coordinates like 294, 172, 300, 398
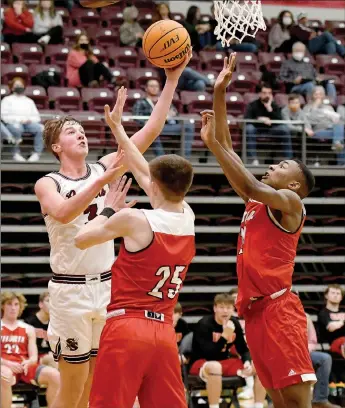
293, 52, 304, 61
13, 86, 25, 94
79, 43, 89, 50
282, 16, 292, 26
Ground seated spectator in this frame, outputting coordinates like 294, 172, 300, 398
173, 302, 190, 346
181, 6, 202, 52
1, 291, 60, 408
120, 5, 144, 47
152, 2, 172, 23
244, 83, 292, 165
268, 10, 295, 53
132, 79, 195, 158
66, 32, 116, 88
1, 122, 15, 145
3, 0, 35, 45
190, 294, 253, 408
303, 87, 344, 165
291, 12, 345, 58
33, 0, 63, 45
318, 284, 345, 357
1, 77, 44, 162
281, 94, 314, 137
25, 292, 57, 369
158, 66, 211, 92
279, 42, 337, 100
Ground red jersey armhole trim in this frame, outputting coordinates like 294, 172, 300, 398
265, 206, 305, 235
122, 232, 155, 255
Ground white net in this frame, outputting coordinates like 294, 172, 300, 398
214, 0, 267, 47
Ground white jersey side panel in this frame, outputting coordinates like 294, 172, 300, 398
44, 162, 115, 276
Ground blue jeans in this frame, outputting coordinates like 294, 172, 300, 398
216, 41, 258, 53
308, 31, 345, 57
313, 124, 345, 165
5, 122, 44, 154
311, 351, 332, 403
154, 122, 195, 158
246, 124, 293, 159
1, 122, 14, 142
177, 67, 210, 91
291, 81, 337, 100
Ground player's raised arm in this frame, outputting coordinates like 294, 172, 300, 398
105, 87, 151, 196
201, 111, 302, 215
99, 48, 193, 169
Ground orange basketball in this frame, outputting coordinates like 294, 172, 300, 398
143, 20, 191, 68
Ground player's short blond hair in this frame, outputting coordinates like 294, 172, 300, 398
1, 291, 27, 317
214, 293, 235, 306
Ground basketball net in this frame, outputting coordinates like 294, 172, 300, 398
213, 0, 266, 47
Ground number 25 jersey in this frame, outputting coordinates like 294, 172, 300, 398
108, 203, 195, 321
43, 163, 115, 276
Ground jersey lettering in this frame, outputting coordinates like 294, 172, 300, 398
148, 265, 186, 300
4, 343, 20, 355
238, 226, 246, 255
84, 203, 98, 222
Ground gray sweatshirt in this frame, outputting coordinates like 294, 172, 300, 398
268, 23, 291, 51
281, 106, 311, 132
303, 103, 340, 131
33, 10, 63, 35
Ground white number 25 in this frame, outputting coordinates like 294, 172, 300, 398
148, 266, 186, 300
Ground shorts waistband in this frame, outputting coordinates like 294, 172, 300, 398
250, 288, 289, 302
106, 309, 172, 324
51, 270, 111, 284
246, 288, 291, 313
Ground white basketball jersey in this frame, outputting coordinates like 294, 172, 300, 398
44, 162, 115, 276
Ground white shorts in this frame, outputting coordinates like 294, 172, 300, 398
48, 272, 111, 364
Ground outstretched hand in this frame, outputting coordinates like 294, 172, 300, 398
104, 86, 127, 130
164, 47, 193, 81
214, 53, 237, 91
100, 149, 125, 185
200, 110, 216, 147
105, 175, 137, 212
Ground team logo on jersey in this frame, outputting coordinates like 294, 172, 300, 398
65, 337, 79, 351
66, 190, 76, 199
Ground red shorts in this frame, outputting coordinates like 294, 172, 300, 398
330, 336, 345, 357
243, 291, 316, 390
14, 363, 40, 385
190, 358, 244, 380
89, 316, 187, 408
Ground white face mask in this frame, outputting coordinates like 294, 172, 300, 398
282, 16, 292, 26
293, 52, 304, 61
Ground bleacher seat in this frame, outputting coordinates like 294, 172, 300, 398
127, 67, 160, 88
125, 89, 146, 110
39, 109, 65, 123
68, 111, 106, 147
181, 91, 213, 113
316, 55, 345, 76
29, 64, 63, 86
243, 92, 258, 105
94, 28, 120, 48
48, 87, 81, 111
56, 7, 70, 25
107, 46, 139, 68
12, 43, 44, 65
337, 95, 345, 105
92, 46, 108, 63
1, 84, 10, 97
110, 66, 129, 88
45, 45, 70, 67
1, 64, 29, 84
24, 86, 48, 110
202, 70, 218, 86
170, 12, 184, 22
81, 88, 114, 113
64, 27, 83, 43
230, 72, 258, 93
138, 10, 153, 30
308, 19, 323, 29
188, 53, 202, 71
101, 8, 123, 28
199, 50, 226, 70
71, 7, 100, 29
226, 92, 245, 116
258, 52, 286, 73
1, 43, 11, 63
326, 20, 345, 36
235, 52, 259, 71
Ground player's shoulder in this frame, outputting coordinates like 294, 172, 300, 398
35, 175, 61, 197
17, 320, 34, 334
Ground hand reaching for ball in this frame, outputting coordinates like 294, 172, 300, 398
164, 47, 193, 81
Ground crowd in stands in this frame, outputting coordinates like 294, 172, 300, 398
2, 284, 344, 407
1, 0, 345, 165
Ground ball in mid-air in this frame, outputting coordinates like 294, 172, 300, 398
143, 20, 191, 68
80, 0, 121, 8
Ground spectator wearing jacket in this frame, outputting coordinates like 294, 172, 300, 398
3, 0, 34, 44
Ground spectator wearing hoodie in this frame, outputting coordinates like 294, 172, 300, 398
120, 5, 144, 47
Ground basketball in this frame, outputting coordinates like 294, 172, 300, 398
80, 0, 120, 8
143, 20, 191, 68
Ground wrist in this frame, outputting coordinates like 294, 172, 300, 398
100, 207, 115, 218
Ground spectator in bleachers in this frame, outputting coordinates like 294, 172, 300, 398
173, 302, 190, 347
1, 77, 44, 162
337, 103, 345, 124
1, 122, 15, 145
244, 83, 293, 165
1, 291, 60, 408
66, 32, 116, 88
119, 5, 144, 47
181, 6, 203, 52
279, 42, 337, 101
25, 292, 57, 369
158, 66, 211, 92
318, 284, 345, 357
32, 0, 63, 45
3, 0, 35, 45
281, 94, 314, 138
152, 2, 172, 23
291, 12, 345, 58
132, 78, 195, 158
268, 10, 295, 53
303, 87, 345, 165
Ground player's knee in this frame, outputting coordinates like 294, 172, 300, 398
1, 367, 14, 389
38, 366, 60, 387
204, 361, 222, 377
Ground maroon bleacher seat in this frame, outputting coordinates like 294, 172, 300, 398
109, 66, 128, 88
243, 92, 258, 105
308, 19, 323, 29
235, 52, 259, 71
101, 7, 123, 27
138, 9, 153, 30
12, 43, 44, 65
71, 7, 100, 29
202, 70, 218, 87
64, 27, 84, 44
45, 45, 70, 67
94, 28, 119, 48
325, 187, 345, 197
126, 89, 146, 110
195, 216, 211, 225
127, 67, 160, 88
199, 51, 226, 70
326, 20, 345, 36
81, 88, 114, 113
181, 91, 213, 113
225, 92, 244, 116
68, 111, 106, 147
56, 7, 70, 25
29, 64, 63, 86
170, 12, 184, 22
120, 115, 140, 138
1, 64, 29, 84
196, 245, 211, 255
216, 216, 242, 226
230, 72, 258, 93
337, 95, 345, 105
258, 52, 286, 73
48, 87, 81, 111
1, 43, 11, 63
316, 54, 345, 76
92, 46, 108, 63
184, 275, 212, 285
215, 245, 237, 255
188, 52, 202, 71
107, 46, 139, 68
39, 109, 65, 123
275, 93, 305, 107
188, 185, 216, 196
1, 84, 10, 97
24, 86, 48, 109
218, 186, 235, 196
286, 54, 316, 65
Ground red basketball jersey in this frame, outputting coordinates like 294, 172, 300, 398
236, 199, 305, 316
1, 320, 31, 362
107, 203, 195, 323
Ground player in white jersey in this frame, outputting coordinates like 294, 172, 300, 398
34, 50, 192, 408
